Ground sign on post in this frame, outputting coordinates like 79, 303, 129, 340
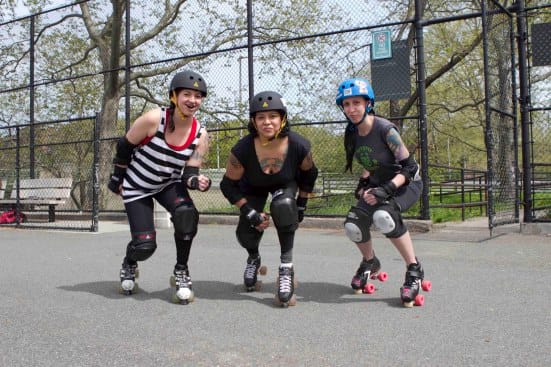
372, 30, 392, 60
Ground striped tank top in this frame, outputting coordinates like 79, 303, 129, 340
122, 108, 205, 203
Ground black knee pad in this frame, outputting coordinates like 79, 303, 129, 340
127, 231, 157, 261
270, 188, 298, 232
172, 202, 199, 240
373, 204, 406, 238
344, 206, 371, 243
236, 219, 263, 250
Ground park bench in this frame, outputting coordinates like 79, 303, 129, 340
0, 177, 73, 222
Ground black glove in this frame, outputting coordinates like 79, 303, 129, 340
296, 196, 308, 223
240, 204, 264, 227
355, 177, 371, 199
370, 181, 397, 204
108, 165, 126, 194
188, 176, 212, 192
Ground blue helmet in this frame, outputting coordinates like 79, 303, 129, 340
335, 78, 375, 112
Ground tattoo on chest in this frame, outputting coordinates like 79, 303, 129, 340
259, 157, 284, 174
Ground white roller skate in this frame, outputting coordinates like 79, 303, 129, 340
119, 260, 139, 295
170, 265, 194, 305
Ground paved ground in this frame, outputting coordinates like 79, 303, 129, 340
1, 219, 550, 367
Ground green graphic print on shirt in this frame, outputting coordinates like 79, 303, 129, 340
355, 145, 379, 171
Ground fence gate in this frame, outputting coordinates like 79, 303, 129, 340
482, 1, 520, 230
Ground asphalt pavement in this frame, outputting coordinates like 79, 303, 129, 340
1, 219, 550, 367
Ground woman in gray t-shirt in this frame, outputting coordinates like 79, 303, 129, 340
336, 77, 430, 308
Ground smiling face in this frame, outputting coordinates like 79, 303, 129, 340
173, 88, 204, 116
342, 96, 369, 124
253, 110, 283, 139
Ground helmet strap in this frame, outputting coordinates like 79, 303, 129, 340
253, 114, 287, 146
171, 91, 188, 121
339, 101, 372, 126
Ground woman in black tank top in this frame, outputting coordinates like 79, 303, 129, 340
220, 91, 318, 307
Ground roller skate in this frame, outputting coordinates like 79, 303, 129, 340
119, 260, 139, 295
170, 264, 194, 305
274, 264, 297, 308
243, 255, 267, 292
400, 260, 432, 307
351, 256, 388, 294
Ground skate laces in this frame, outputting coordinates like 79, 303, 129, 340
356, 259, 375, 278
121, 264, 136, 279
244, 257, 259, 280
279, 267, 293, 293
174, 270, 192, 288
245, 262, 258, 279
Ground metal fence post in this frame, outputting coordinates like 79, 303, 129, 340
516, 0, 533, 223
92, 114, 100, 232
414, 0, 430, 220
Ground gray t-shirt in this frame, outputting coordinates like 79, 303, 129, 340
353, 116, 402, 186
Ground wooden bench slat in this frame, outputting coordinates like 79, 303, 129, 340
0, 199, 67, 205
17, 178, 73, 189
10, 188, 72, 200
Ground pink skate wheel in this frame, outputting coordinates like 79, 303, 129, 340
377, 272, 388, 282
421, 280, 432, 292
363, 283, 375, 294
414, 294, 424, 306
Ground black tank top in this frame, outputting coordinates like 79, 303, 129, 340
232, 131, 311, 195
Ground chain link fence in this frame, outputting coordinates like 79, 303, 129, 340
1, 0, 549, 230
527, 3, 551, 222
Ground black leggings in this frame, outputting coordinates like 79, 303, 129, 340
124, 182, 195, 267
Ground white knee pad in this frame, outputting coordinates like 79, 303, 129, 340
344, 206, 371, 243
344, 222, 363, 242
373, 209, 396, 234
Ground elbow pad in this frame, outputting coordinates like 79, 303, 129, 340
220, 175, 243, 204
399, 156, 420, 184
113, 136, 138, 165
297, 164, 318, 193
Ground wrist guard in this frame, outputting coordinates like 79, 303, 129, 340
355, 177, 371, 199
240, 204, 264, 227
296, 196, 308, 223
108, 165, 126, 194
371, 181, 397, 204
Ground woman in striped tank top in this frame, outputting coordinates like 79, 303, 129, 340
107, 70, 211, 304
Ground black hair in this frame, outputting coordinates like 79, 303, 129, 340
344, 122, 357, 173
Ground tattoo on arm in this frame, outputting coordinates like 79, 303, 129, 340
301, 152, 314, 170
191, 150, 204, 162
229, 155, 243, 169
386, 128, 409, 161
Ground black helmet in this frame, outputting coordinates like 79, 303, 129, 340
249, 91, 287, 117
248, 91, 289, 137
169, 70, 207, 98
